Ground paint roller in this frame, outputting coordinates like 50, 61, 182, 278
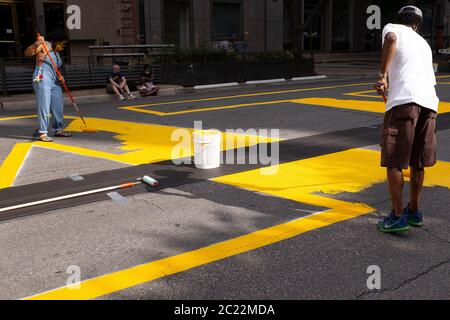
36, 33, 98, 133
0, 175, 160, 214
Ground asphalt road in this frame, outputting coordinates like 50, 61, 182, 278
0, 77, 449, 300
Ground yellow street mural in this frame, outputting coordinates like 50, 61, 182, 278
26, 148, 450, 300
0, 117, 276, 189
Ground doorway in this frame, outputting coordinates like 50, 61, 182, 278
303, 10, 323, 51
0, 1, 35, 57
0, 3, 15, 57
164, 0, 192, 48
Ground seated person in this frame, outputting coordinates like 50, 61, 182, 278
106, 64, 136, 100
139, 64, 160, 97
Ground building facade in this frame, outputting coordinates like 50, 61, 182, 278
1, 0, 449, 58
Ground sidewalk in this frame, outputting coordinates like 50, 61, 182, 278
0, 77, 330, 111
0, 85, 184, 111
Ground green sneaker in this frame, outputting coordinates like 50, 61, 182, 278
378, 212, 412, 233
405, 207, 424, 227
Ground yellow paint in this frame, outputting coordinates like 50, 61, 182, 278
214, 148, 386, 208
0, 143, 34, 189
126, 96, 450, 117
121, 100, 292, 116
26, 206, 372, 300
344, 90, 385, 99
0, 117, 276, 189
65, 118, 277, 164
23, 148, 450, 300
292, 98, 450, 114
214, 148, 450, 204
291, 98, 386, 113
0, 115, 37, 122
120, 82, 372, 116
423, 160, 450, 188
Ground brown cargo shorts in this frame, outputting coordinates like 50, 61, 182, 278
381, 103, 437, 169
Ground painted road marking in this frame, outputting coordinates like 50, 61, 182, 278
0, 115, 37, 122
291, 98, 450, 114
120, 100, 293, 116
25, 207, 372, 300
213, 149, 450, 200
0, 143, 34, 189
344, 90, 384, 99
0, 117, 276, 189
24, 148, 450, 300
120, 82, 372, 116
122, 92, 450, 117
292, 98, 386, 113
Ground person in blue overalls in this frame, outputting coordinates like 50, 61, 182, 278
25, 36, 71, 142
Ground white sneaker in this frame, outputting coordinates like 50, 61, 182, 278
119, 94, 126, 101
128, 94, 137, 100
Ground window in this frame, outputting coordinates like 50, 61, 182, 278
44, 2, 66, 39
0, 4, 15, 57
138, 0, 146, 44
212, 1, 242, 39
332, 1, 349, 51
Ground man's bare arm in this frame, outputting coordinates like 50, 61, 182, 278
109, 78, 120, 88
376, 32, 397, 94
380, 32, 397, 76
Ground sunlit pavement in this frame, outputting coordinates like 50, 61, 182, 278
0, 78, 449, 300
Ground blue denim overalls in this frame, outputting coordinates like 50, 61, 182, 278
32, 51, 64, 135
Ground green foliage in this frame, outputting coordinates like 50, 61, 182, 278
251, 51, 298, 62
153, 47, 300, 64
155, 47, 238, 64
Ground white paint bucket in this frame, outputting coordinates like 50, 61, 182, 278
193, 130, 222, 170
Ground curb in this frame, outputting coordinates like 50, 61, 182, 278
193, 75, 328, 90
1, 75, 329, 111
0, 87, 182, 111
291, 75, 328, 82
194, 82, 240, 90
245, 78, 286, 85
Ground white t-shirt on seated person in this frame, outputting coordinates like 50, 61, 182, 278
382, 23, 439, 113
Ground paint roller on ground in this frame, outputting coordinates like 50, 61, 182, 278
0, 175, 159, 214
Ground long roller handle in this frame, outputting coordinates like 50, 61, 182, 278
37, 33, 87, 126
0, 181, 141, 214
37, 34, 73, 102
